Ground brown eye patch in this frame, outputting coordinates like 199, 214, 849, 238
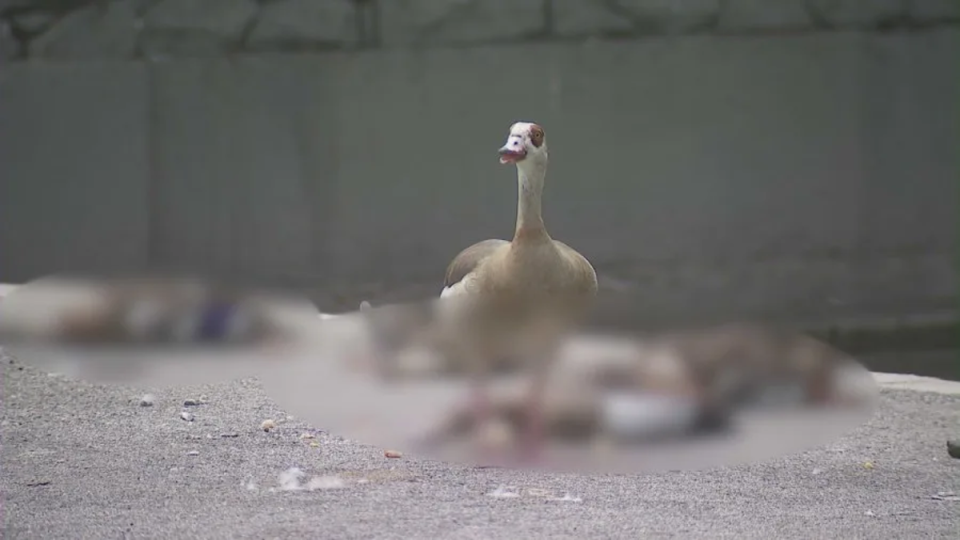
529, 124, 545, 148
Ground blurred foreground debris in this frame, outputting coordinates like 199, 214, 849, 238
7, 275, 281, 346
0, 274, 878, 474
352, 300, 877, 452
256, 298, 878, 472
0, 274, 321, 387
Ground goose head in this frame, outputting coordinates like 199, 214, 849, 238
498, 121, 548, 168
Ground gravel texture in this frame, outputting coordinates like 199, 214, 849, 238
2, 351, 959, 539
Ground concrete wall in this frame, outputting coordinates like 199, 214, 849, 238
0, 1, 957, 326
0, 62, 151, 279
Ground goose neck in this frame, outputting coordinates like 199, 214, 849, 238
513, 162, 548, 241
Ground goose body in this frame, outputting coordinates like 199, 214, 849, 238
440, 123, 597, 312
438, 121, 598, 462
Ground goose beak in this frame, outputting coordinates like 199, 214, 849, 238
498, 141, 527, 165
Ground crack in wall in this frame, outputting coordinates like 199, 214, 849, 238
2, 0, 959, 62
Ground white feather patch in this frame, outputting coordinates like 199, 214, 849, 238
439, 274, 474, 300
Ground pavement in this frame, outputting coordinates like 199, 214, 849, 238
2, 346, 959, 540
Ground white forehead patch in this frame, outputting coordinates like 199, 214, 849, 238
509, 122, 535, 136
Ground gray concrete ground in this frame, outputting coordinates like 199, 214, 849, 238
2, 349, 959, 540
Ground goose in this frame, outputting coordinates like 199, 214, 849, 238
437, 121, 598, 462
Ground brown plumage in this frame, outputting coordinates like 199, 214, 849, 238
437, 121, 598, 463
442, 239, 509, 292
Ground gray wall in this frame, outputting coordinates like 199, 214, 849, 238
1, 1, 957, 326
